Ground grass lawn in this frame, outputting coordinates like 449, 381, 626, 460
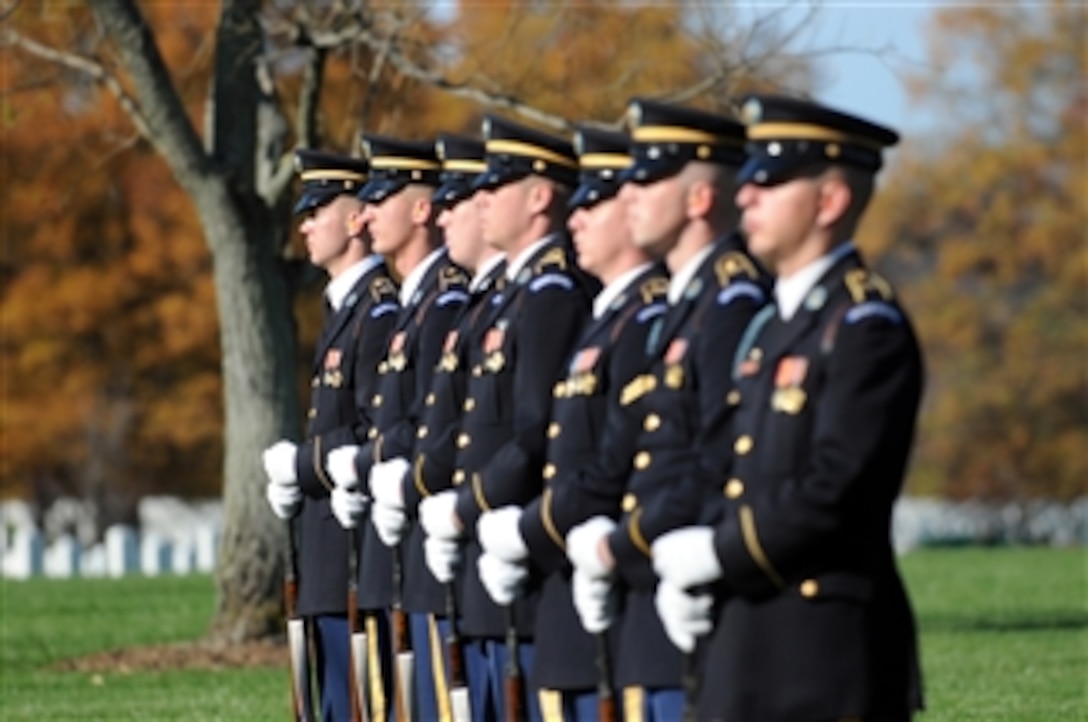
1, 547, 1085, 720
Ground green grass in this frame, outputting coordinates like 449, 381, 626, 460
0, 548, 1085, 720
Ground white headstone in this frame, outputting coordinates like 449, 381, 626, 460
1, 526, 44, 579
104, 525, 139, 578
194, 526, 220, 573
172, 539, 196, 575
140, 532, 173, 576
81, 543, 107, 577
44, 534, 81, 578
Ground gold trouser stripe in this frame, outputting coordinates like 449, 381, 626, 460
314, 436, 333, 491
623, 686, 645, 722
471, 472, 492, 513
538, 688, 563, 722
541, 488, 566, 551
740, 504, 785, 589
367, 614, 386, 722
373, 435, 385, 464
628, 508, 651, 557
414, 454, 431, 498
429, 614, 452, 722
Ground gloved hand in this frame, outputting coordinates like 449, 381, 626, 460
371, 500, 408, 547
424, 536, 462, 583
478, 552, 528, 606
262, 440, 298, 485
419, 490, 462, 541
330, 485, 369, 530
477, 507, 528, 563
327, 445, 361, 489
369, 457, 409, 508
654, 581, 713, 653
263, 441, 300, 519
572, 570, 615, 633
566, 516, 617, 579
652, 526, 722, 589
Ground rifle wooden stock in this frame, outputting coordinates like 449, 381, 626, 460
595, 632, 616, 722
503, 605, 524, 722
392, 546, 412, 722
348, 529, 367, 722
445, 582, 472, 722
285, 520, 315, 722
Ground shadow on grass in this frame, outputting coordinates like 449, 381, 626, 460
918, 610, 1088, 633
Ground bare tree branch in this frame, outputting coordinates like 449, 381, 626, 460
1, 27, 154, 140
296, 46, 326, 151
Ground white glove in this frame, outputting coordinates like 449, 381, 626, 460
369, 458, 409, 508
424, 536, 462, 583
566, 516, 617, 579
330, 485, 369, 530
419, 490, 462, 541
265, 480, 302, 520
652, 526, 722, 589
572, 570, 616, 633
263, 441, 301, 519
654, 581, 713, 653
477, 507, 528, 563
478, 552, 529, 606
372, 501, 409, 547
262, 440, 298, 485
328, 445, 361, 489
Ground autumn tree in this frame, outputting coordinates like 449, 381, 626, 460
862, 0, 1087, 500
3, 0, 821, 642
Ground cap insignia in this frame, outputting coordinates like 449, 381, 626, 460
741, 98, 762, 126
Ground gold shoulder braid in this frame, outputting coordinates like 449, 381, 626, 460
844, 268, 894, 303
715, 251, 760, 287
639, 277, 670, 304
533, 246, 568, 274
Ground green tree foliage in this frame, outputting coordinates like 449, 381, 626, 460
863, 1, 1087, 499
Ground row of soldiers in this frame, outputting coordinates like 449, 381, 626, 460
262, 93, 925, 722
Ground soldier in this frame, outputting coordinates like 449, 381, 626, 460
474, 125, 669, 720
262, 149, 400, 722
418, 115, 595, 722
651, 95, 925, 722
326, 136, 471, 722
563, 100, 771, 722
362, 133, 506, 722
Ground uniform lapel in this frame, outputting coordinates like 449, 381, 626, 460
312, 268, 377, 371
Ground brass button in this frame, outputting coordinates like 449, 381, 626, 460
643, 413, 661, 432
453, 469, 465, 485
311, 376, 320, 388
378, 361, 389, 374
749, 347, 763, 361
553, 381, 566, 398
457, 432, 471, 449
463, 398, 476, 412
373, 394, 383, 408
543, 463, 556, 480
472, 365, 483, 376
634, 451, 652, 470
368, 427, 378, 440
307, 408, 316, 419
734, 435, 753, 455
547, 422, 561, 439
723, 478, 744, 499
800, 579, 819, 598
726, 389, 741, 406
622, 493, 637, 513
417, 426, 428, 439
425, 392, 436, 406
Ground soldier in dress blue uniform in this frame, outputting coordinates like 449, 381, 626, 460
651, 95, 925, 722
418, 115, 596, 722
326, 135, 471, 722
473, 125, 670, 721
263, 149, 401, 722
562, 100, 771, 722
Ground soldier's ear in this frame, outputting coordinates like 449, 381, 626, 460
685, 177, 716, 220
411, 194, 433, 225
815, 173, 852, 230
525, 177, 554, 216
345, 207, 367, 237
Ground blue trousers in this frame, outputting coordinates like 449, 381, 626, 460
536, 688, 602, 722
462, 638, 541, 722
313, 615, 351, 722
623, 686, 684, 722
410, 612, 462, 722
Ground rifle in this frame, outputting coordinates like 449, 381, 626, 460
681, 649, 698, 722
595, 631, 616, 722
391, 545, 413, 722
348, 528, 369, 722
503, 605, 524, 722
285, 519, 315, 722
445, 582, 472, 722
